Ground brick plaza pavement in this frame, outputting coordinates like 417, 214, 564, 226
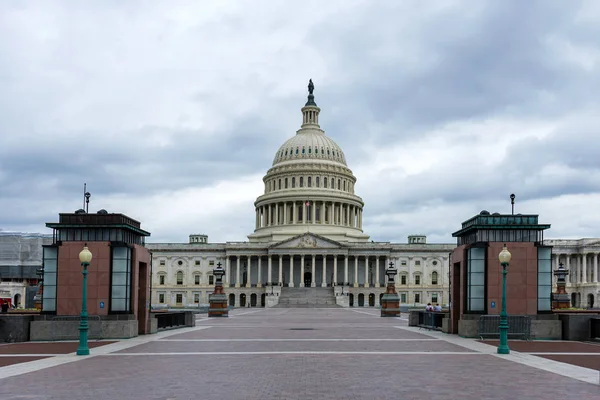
0, 308, 598, 399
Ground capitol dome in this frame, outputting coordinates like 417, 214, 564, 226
248, 80, 369, 244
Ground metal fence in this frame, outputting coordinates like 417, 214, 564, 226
477, 315, 532, 341
51, 315, 102, 341
418, 311, 445, 331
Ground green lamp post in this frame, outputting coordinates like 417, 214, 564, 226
76, 245, 92, 356
497, 244, 512, 355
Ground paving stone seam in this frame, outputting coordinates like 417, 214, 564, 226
159, 338, 442, 342
394, 324, 599, 385
103, 351, 484, 356
0, 325, 215, 380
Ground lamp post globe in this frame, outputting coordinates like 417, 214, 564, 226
77, 245, 92, 356
497, 244, 511, 355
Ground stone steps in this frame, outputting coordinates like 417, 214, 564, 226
274, 287, 339, 308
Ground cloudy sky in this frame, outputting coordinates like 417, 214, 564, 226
1, 0, 599, 244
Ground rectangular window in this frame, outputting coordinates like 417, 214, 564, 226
401, 275, 407, 285
538, 247, 552, 312
111, 246, 132, 312
415, 260, 421, 266
209, 275, 214, 285
401, 261, 407, 266
160, 260, 165, 266
209, 260, 215, 266
432, 293, 438, 303
195, 275, 200, 285
159, 293, 165, 303
467, 247, 486, 313
194, 293, 200, 303
176, 294, 183, 304
195, 260, 200, 265
159, 275, 165, 285
414, 293, 421, 303
415, 275, 420, 285
42, 246, 58, 312
400, 293, 407, 303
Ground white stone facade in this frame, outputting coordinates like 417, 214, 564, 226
545, 238, 600, 308
147, 82, 455, 308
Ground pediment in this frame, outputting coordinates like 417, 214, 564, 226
270, 233, 342, 249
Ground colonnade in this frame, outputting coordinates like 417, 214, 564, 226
552, 252, 600, 284
224, 254, 391, 288
255, 201, 362, 229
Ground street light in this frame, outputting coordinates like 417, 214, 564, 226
497, 244, 512, 355
76, 245, 92, 356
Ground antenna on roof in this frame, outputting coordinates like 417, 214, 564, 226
510, 193, 515, 215
83, 183, 91, 214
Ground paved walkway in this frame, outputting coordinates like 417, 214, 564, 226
0, 309, 598, 399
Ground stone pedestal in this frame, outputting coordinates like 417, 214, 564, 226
380, 284, 400, 317
552, 264, 570, 310
208, 284, 228, 318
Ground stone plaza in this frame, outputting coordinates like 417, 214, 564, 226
0, 308, 598, 399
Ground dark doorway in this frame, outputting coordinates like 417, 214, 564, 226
571, 293, 577, 308
304, 272, 312, 287
251, 293, 257, 307
588, 294, 595, 309
379, 293, 384, 305
13, 293, 20, 308
368, 293, 375, 307
349, 293, 354, 307
261, 293, 266, 307
229, 293, 235, 307
358, 293, 365, 307
240, 293, 247, 307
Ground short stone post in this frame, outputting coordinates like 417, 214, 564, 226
381, 262, 401, 317
209, 262, 229, 317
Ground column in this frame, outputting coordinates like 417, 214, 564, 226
267, 256, 272, 285
267, 204, 271, 226
246, 256, 251, 288
275, 203, 279, 225
300, 255, 305, 287
312, 201, 316, 222
594, 253, 598, 283
565, 255, 570, 284
344, 255, 348, 285
289, 255, 294, 287
255, 209, 259, 229
258, 256, 262, 287
311, 255, 316, 287
278, 256, 283, 285
333, 256, 338, 285
283, 202, 287, 225
330, 202, 334, 225
226, 256, 231, 285
582, 254, 587, 283
236, 257, 240, 288
375, 257, 380, 287
354, 256, 358, 287
322, 255, 327, 287
303, 201, 307, 224
364, 256, 369, 287
345, 204, 349, 226
293, 202, 297, 224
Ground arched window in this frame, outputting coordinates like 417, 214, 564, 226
300, 177, 304, 187
316, 177, 320, 187
308, 177, 312, 187
431, 271, 438, 285
331, 178, 334, 188
343, 181, 346, 191
176, 271, 183, 285
337, 179, 341, 190
292, 177, 296, 188
278, 179, 281, 190
324, 177, 327, 188
285, 178, 288, 188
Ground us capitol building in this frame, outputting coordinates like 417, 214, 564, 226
147, 80, 456, 308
